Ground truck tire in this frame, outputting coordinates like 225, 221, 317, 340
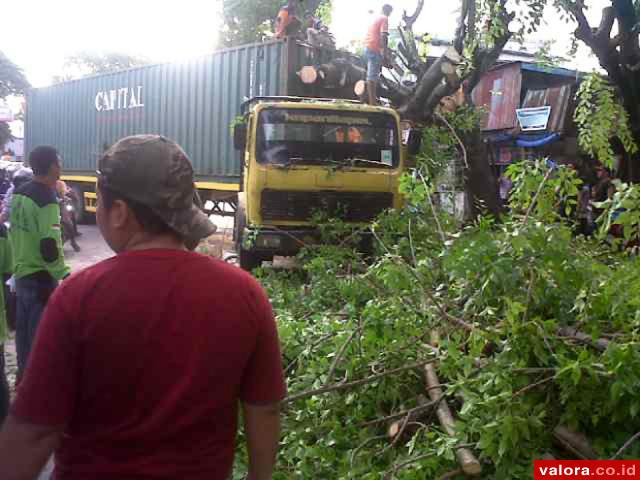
239, 248, 262, 271
234, 193, 262, 272
71, 184, 93, 224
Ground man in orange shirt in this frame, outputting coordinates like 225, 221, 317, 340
363, 4, 393, 105
275, 0, 302, 39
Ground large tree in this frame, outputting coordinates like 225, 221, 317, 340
0, 51, 29, 147
548, 0, 640, 180
221, 0, 330, 47
53, 52, 150, 83
377, 0, 516, 217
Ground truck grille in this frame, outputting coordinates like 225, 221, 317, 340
261, 190, 393, 222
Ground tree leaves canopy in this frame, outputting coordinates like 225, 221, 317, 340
0, 51, 30, 99
54, 51, 150, 83
220, 0, 330, 47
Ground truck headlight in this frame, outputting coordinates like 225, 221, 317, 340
256, 235, 281, 248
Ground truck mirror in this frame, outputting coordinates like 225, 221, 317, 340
233, 124, 247, 151
407, 129, 422, 156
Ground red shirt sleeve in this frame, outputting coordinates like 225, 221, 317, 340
11, 284, 78, 426
239, 281, 287, 405
380, 17, 389, 34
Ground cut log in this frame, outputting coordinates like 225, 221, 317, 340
387, 395, 429, 440
557, 327, 610, 352
354, 80, 366, 97
400, 47, 463, 118
298, 66, 319, 84
553, 425, 598, 460
424, 364, 482, 476
441, 62, 460, 87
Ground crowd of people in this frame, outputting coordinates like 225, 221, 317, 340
0, 137, 287, 480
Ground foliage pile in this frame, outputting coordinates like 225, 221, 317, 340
232, 157, 640, 479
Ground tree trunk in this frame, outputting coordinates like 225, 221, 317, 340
463, 127, 502, 218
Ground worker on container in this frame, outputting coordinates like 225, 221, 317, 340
0, 135, 286, 480
363, 4, 393, 105
7, 146, 69, 384
275, 0, 303, 39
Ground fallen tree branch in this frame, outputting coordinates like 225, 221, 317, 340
425, 363, 482, 476
553, 425, 598, 460
435, 111, 469, 169
285, 332, 334, 374
511, 375, 556, 399
384, 452, 434, 479
359, 399, 439, 428
388, 394, 430, 441
611, 430, 640, 460
284, 358, 438, 404
439, 468, 464, 480
326, 326, 362, 385
557, 327, 610, 352
417, 171, 448, 246
523, 166, 553, 226
350, 434, 389, 468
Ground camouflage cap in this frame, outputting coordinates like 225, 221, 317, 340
98, 135, 216, 244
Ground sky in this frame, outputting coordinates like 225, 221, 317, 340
3, 0, 612, 90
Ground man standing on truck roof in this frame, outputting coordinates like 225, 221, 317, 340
0, 135, 287, 480
363, 4, 393, 105
8, 146, 69, 383
275, 0, 303, 38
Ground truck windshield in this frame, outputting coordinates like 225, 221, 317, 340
256, 108, 400, 168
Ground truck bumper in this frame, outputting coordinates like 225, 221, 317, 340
245, 227, 373, 257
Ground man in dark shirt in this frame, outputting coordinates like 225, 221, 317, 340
0, 135, 287, 479
8, 146, 69, 382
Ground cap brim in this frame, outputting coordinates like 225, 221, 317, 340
159, 204, 217, 245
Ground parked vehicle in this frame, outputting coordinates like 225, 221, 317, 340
232, 96, 416, 270
25, 38, 418, 269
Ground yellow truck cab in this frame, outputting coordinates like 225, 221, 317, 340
233, 96, 410, 270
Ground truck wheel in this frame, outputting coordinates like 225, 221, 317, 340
71, 185, 94, 224
239, 248, 262, 271
234, 193, 261, 272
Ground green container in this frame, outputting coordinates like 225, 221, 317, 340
25, 39, 353, 186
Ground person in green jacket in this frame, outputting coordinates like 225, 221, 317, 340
9, 146, 70, 381
0, 224, 12, 422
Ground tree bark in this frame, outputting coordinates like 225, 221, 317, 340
399, 47, 462, 118
424, 364, 482, 476
463, 127, 502, 218
567, 2, 640, 182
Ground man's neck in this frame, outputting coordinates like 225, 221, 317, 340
121, 232, 187, 253
33, 176, 55, 188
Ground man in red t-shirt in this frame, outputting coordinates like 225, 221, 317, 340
363, 4, 393, 105
0, 135, 287, 480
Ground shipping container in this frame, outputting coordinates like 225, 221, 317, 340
25, 38, 353, 191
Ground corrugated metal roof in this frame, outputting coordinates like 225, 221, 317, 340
520, 63, 581, 79
521, 83, 573, 133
